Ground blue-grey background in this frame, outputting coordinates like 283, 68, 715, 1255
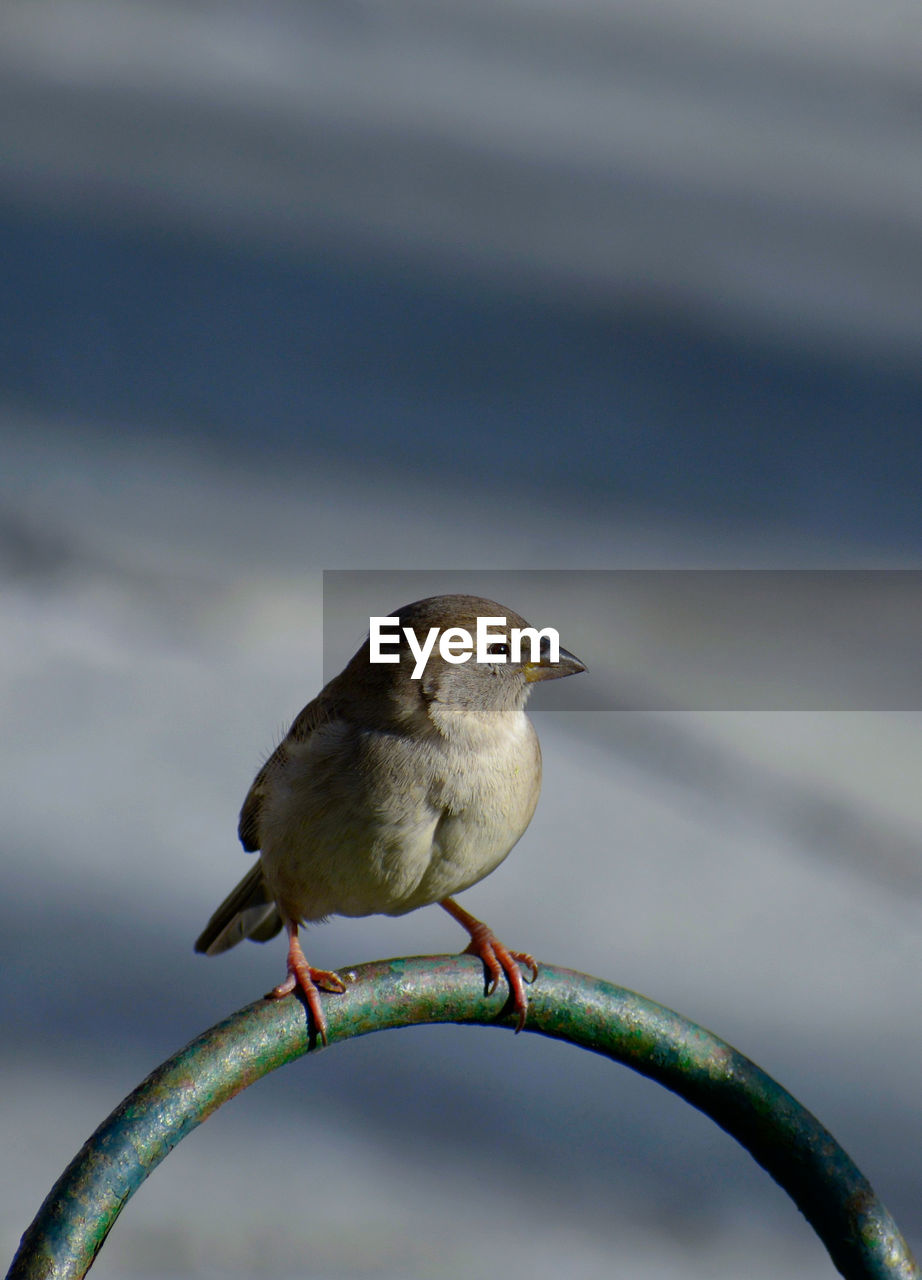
2, 2, 921, 1277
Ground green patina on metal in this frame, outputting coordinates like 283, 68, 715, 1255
7, 956, 918, 1280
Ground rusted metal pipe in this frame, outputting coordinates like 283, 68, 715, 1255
7, 956, 918, 1280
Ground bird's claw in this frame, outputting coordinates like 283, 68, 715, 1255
463, 929, 538, 1033
268, 930, 345, 1046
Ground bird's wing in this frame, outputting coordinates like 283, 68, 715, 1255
193, 860, 282, 954
237, 689, 341, 852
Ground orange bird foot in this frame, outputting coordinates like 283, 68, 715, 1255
267, 923, 345, 1046
440, 897, 538, 1033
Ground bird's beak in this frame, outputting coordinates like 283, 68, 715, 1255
524, 644, 587, 683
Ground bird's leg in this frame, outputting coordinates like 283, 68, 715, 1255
268, 920, 346, 1046
439, 897, 538, 1033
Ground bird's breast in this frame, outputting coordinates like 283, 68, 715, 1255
258, 709, 541, 921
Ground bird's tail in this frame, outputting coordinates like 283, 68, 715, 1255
194, 861, 283, 955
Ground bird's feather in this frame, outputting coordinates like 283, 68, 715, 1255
237, 690, 342, 852
194, 860, 281, 954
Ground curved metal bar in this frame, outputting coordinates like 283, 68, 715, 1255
7, 956, 918, 1280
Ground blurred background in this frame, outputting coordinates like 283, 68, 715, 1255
2, 1, 921, 1277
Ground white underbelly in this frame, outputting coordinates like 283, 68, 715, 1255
258, 708, 540, 922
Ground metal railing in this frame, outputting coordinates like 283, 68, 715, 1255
7, 956, 919, 1280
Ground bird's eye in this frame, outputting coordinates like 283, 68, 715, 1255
487, 642, 510, 658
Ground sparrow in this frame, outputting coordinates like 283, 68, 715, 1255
195, 594, 585, 1042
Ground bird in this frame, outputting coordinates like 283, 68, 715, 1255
195, 594, 586, 1043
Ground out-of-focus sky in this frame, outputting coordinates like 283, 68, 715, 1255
2, 2, 921, 1277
